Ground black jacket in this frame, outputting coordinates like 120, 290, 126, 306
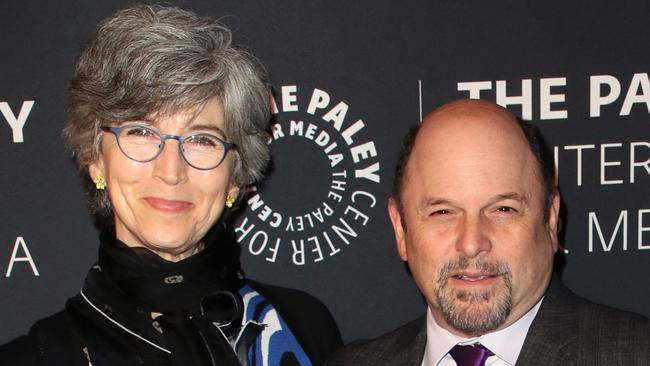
1, 280, 342, 366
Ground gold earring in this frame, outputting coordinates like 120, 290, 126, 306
94, 176, 106, 190
225, 194, 235, 208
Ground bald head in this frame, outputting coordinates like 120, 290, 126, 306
392, 99, 555, 221
417, 99, 529, 170
425, 98, 517, 127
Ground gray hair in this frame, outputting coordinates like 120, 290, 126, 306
64, 4, 271, 217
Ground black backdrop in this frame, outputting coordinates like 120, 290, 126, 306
1, 0, 649, 344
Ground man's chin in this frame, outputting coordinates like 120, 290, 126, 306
437, 283, 513, 336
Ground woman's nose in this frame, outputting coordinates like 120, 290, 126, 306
152, 139, 189, 185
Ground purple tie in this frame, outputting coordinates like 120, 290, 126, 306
448, 343, 494, 366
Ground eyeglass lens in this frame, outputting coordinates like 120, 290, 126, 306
115, 124, 227, 170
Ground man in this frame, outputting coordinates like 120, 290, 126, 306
328, 99, 650, 365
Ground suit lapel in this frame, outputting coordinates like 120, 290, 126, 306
381, 315, 427, 366
401, 319, 427, 365
517, 278, 578, 365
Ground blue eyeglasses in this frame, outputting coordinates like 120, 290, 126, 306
102, 123, 236, 170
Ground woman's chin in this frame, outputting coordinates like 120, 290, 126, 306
136, 230, 203, 261
147, 241, 201, 261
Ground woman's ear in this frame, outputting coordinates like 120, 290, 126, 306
227, 184, 240, 201
224, 183, 241, 209
88, 150, 106, 187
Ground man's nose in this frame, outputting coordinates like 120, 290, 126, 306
455, 216, 492, 258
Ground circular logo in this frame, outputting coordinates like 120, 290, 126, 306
234, 85, 381, 266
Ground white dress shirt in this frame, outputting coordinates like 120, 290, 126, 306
421, 297, 543, 366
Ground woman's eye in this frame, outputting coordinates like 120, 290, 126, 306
187, 135, 218, 147
125, 126, 155, 137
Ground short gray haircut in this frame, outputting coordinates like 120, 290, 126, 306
64, 4, 271, 216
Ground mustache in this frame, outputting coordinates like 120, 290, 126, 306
437, 256, 511, 284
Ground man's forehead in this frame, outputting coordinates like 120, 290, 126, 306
415, 123, 526, 160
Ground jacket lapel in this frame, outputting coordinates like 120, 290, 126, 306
517, 278, 578, 365
379, 315, 427, 366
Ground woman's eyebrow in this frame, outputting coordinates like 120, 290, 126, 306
187, 123, 226, 135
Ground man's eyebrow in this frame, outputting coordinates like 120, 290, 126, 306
426, 198, 452, 205
420, 198, 453, 208
492, 192, 530, 204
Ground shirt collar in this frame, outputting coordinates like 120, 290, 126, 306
422, 297, 543, 365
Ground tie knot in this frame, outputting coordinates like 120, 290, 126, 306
448, 343, 494, 366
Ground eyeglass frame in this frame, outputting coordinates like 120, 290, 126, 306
100, 123, 236, 170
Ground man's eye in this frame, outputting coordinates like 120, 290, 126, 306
497, 206, 516, 213
431, 209, 451, 216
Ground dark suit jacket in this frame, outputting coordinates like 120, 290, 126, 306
327, 279, 650, 365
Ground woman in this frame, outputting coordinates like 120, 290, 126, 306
0, 4, 341, 365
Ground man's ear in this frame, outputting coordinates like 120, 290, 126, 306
388, 198, 408, 262
547, 191, 561, 253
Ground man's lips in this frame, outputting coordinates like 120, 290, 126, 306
144, 197, 193, 213
449, 273, 500, 283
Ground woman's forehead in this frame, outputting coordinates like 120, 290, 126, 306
142, 98, 225, 129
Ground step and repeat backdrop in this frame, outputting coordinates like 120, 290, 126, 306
1, 0, 648, 344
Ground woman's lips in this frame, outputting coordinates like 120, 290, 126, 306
144, 197, 193, 213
